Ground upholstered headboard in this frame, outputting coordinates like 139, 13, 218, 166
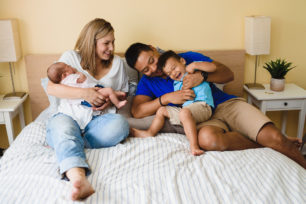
25, 50, 245, 120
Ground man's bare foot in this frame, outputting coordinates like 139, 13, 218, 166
70, 177, 95, 201
131, 128, 154, 138
190, 146, 205, 156
287, 136, 302, 148
66, 168, 95, 201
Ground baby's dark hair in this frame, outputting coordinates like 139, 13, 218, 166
157, 50, 181, 71
47, 62, 66, 84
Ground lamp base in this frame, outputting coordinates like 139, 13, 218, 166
245, 83, 265, 90
3, 92, 26, 100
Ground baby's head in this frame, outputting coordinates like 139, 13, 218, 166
157, 50, 186, 81
47, 62, 76, 84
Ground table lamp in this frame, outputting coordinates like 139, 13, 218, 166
245, 16, 271, 89
0, 19, 25, 99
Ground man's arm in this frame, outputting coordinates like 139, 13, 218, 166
182, 60, 234, 89
208, 61, 234, 83
131, 90, 195, 118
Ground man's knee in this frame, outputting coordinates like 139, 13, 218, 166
257, 123, 285, 148
198, 126, 226, 151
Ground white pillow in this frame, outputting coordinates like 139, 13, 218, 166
41, 77, 60, 114
214, 83, 225, 91
122, 58, 138, 96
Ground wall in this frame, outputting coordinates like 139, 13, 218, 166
0, 0, 305, 147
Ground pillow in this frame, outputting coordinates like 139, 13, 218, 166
122, 58, 139, 96
41, 77, 60, 114
214, 83, 225, 91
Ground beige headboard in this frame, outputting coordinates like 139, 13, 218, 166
25, 50, 245, 120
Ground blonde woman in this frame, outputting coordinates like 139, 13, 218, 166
46, 18, 129, 200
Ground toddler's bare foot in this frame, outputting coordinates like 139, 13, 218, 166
131, 128, 154, 138
116, 100, 128, 109
70, 176, 95, 201
190, 146, 205, 156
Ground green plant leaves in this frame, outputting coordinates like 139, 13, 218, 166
263, 58, 296, 79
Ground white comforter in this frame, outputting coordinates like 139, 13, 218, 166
0, 121, 305, 204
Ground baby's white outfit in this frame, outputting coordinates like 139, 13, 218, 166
57, 74, 97, 129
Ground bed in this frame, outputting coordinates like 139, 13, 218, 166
0, 50, 305, 203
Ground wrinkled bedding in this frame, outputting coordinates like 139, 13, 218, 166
0, 121, 305, 203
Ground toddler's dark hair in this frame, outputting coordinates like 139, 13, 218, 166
157, 50, 181, 71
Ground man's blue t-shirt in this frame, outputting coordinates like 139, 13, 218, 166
135, 51, 237, 108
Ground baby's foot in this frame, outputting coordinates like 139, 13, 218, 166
116, 100, 128, 109
116, 91, 127, 99
190, 146, 205, 156
70, 176, 95, 201
131, 128, 154, 138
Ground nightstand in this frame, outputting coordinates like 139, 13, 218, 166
0, 93, 28, 145
244, 83, 306, 140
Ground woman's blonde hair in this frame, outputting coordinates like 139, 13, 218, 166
75, 18, 114, 75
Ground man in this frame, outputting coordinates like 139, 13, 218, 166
125, 42, 306, 169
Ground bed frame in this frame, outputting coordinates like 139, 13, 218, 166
25, 50, 245, 120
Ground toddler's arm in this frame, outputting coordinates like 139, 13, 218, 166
185, 61, 217, 74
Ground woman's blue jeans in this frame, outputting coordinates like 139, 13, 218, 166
46, 113, 129, 176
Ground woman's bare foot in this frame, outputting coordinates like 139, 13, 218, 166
190, 146, 205, 156
66, 168, 95, 201
131, 128, 154, 138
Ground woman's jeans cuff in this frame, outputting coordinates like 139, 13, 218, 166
59, 156, 91, 177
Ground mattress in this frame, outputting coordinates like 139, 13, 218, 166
0, 121, 305, 203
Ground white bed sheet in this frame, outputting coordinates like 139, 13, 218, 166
0, 121, 305, 204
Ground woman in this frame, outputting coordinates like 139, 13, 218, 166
46, 18, 129, 201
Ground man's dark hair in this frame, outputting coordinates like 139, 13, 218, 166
124, 42, 153, 69
157, 50, 181, 71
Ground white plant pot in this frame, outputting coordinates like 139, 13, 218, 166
270, 78, 285, 91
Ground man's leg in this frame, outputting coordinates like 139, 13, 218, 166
256, 123, 306, 169
197, 125, 261, 151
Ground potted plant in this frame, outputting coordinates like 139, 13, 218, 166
263, 58, 296, 91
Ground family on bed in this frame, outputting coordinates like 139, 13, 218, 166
45, 18, 306, 201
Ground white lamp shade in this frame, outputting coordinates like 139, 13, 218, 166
0, 19, 22, 62
245, 16, 271, 55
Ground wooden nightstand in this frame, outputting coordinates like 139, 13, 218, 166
244, 83, 306, 140
0, 94, 28, 145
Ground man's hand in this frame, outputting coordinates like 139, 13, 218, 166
163, 89, 195, 105
182, 71, 203, 90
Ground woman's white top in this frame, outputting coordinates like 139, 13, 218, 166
57, 50, 129, 116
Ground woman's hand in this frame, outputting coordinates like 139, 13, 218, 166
82, 87, 108, 108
